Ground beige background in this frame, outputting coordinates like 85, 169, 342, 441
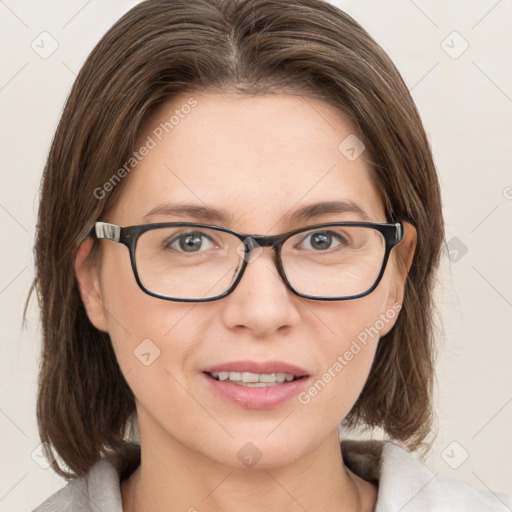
0, 0, 511, 510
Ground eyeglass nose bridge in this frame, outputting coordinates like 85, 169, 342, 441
238, 233, 286, 264
233, 234, 294, 299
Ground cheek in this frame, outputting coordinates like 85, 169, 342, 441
97, 244, 205, 385
100, 269, 212, 440
302, 268, 402, 410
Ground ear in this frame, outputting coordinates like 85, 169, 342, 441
75, 237, 109, 332
394, 221, 417, 289
381, 221, 417, 335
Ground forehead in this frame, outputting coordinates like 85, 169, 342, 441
110, 92, 386, 229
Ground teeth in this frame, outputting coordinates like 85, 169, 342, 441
242, 372, 260, 383
210, 371, 298, 386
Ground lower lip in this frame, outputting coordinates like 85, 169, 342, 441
202, 373, 310, 409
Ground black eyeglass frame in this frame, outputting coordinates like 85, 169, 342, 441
89, 220, 404, 302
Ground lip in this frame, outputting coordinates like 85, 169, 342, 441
202, 360, 309, 377
201, 360, 311, 410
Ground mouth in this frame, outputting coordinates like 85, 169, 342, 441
201, 361, 310, 409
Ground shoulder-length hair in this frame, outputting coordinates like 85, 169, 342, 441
32, 0, 444, 478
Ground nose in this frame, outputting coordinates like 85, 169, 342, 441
219, 246, 301, 338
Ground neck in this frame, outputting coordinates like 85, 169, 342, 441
121, 418, 377, 512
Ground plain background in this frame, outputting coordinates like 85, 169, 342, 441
0, 0, 511, 510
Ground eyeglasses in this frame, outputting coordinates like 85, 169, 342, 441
89, 220, 403, 302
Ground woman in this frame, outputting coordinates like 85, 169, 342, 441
31, 0, 512, 510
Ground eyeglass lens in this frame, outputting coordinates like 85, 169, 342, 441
134, 225, 386, 300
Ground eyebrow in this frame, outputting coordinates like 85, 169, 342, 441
143, 204, 234, 224
286, 200, 370, 223
143, 200, 370, 224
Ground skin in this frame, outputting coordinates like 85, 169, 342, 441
75, 91, 416, 512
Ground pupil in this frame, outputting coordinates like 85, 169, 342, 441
311, 232, 331, 250
180, 232, 202, 252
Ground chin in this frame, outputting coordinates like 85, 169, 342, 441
193, 429, 322, 470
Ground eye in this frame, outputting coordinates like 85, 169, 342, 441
166, 231, 216, 253
299, 230, 347, 251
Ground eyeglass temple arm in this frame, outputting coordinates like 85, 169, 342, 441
89, 222, 121, 242
395, 222, 403, 243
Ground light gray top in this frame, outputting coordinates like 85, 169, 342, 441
32, 440, 512, 511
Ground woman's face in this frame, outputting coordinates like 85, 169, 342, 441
77, 92, 414, 469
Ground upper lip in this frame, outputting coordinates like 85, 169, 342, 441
202, 360, 309, 377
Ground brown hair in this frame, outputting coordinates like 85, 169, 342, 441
32, 0, 444, 478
